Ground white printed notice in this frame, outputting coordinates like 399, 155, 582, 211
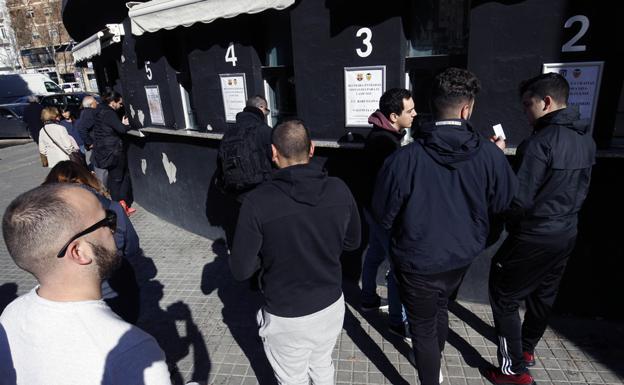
542, 61, 603, 129
144, 85, 164, 125
219, 73, 247, 123
344, 66, 386, 127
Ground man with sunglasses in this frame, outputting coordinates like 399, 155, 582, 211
0, 184, 171, 384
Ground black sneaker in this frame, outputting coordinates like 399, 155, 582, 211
361, 295, 381, 312
389, 322, 411, 342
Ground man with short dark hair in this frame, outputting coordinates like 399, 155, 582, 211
229, 120, 361, 384
1, 184, 170, 384
373, 68, 517, 385
218, 95, 274, 248
484, 73, 596, 385
361, 88, 414, 339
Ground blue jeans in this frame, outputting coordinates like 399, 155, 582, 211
361, 210, 406, 326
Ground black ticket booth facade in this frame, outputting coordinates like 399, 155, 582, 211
63, 0, 624, 319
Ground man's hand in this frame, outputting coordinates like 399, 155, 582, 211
122, 116, 129, 125
490, 135, 506, 151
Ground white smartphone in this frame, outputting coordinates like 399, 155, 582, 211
493, 123, 506, 140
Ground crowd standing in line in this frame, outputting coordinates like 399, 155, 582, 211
0, 69, 596, 385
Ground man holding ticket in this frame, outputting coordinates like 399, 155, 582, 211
485, 73, 596, 385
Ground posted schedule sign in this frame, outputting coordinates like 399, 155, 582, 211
219, 73, 248, 123
344, 66, 386, 127
144, 85, 164, 125
543, 61, 604, 129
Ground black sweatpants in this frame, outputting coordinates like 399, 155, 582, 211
394, 265, 469, 385
107, 151, 132, 205
489, 233, 576, 375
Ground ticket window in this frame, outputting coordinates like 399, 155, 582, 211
261, 12, 297, 127
405, 0, 469, 126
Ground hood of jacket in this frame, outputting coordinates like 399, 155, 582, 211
534, 105, 589, 135
271, 163, 328, 206
236, 106, 265, 125
418, 119, 482, 169
368, 110, 403, 134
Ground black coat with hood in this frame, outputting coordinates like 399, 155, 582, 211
229, 163, 361, 317
372, 119, 517, 274
362, 110, 406, 208
505, 106, 595, 239
93, 104, 129, 169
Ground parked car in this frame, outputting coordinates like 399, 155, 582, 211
0, 104, 30, 138
39, 92, 100, 118
61, 82, 83, 93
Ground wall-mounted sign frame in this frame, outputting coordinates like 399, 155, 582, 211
144, 85, 165, 125
219, 73, 248, 123
542, 61, 604, 130
344, 65, 386, 127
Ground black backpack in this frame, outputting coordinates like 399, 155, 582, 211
218, 123, 269, 192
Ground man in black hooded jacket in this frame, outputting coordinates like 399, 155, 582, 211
372, 68, 517, 385
229, 120, 361, 384
484, 73, 596, 385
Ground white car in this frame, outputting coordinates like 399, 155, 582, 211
61, 82, 83, 93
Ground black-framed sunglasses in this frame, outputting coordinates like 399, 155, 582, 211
56, 209, 117, 258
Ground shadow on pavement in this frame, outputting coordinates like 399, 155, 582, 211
342, 280, 412, 385
131, 248, 210, 385
201, 239, 277, 385
550, 315, 624, 378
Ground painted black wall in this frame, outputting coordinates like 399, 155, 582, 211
290, 0, 408, 140
468, 0, 624, 148
120, 19, 182, 130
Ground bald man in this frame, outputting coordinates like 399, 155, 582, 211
230, 120, 361, 385
1, 184, 171, 384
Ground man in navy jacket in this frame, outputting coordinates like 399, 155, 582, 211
485, 73, 596, 385
229, 120, 361, 384
372, 68, 517, 385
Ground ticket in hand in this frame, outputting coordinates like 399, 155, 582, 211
492, 124, 506, 140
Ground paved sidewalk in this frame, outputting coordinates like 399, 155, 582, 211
1, 142, 623, 385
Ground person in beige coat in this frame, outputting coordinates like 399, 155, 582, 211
38, 107, 79, 168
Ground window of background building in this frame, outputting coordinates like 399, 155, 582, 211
49, 28, 58, 40
43, 7, 52, 16
32, 31, 40, 40
26, 9, 34, 18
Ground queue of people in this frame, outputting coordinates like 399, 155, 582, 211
0, 68, 595, 385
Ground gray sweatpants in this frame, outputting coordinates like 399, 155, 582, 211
257, 294, 345, 385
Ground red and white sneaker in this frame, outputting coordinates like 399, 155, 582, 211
483, 368, 536, 385
523, 351, 536, 367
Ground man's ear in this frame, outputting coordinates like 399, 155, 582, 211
271, 144, 279, 164
309, 142, 315, 158
66, 240, 94, 266
389, 112, 399, 124
543, 95, 554, 112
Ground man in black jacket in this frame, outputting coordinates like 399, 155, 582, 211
361, 88, 413, 339
372, 68, 517, 385
485, 73, 596, 385
229, 120, 361, 384
218, 95, 273, 248
23, 96, 43, 144
93, 91, 131, 210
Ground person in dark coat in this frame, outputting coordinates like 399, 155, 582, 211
372, 68, 517, 385
22, 96, 43, 144
484, 73, 596, 385
229, 120, 361, 384
218, 95, 273, 249
360, 88, 413, 340
93, 91, 132, 210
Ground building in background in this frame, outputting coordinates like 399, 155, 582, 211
0, 0, 21, 73
6, 0, 73, 84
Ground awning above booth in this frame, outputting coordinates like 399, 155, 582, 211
126, 0, 295, 36
72, 24, 125, 63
